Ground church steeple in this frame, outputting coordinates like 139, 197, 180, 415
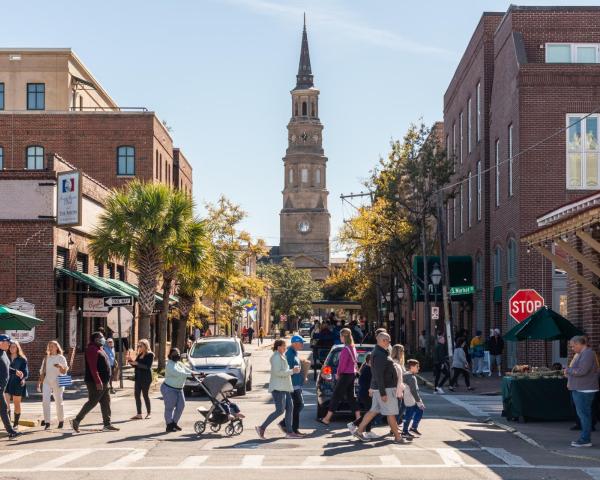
295, 14, 313, 90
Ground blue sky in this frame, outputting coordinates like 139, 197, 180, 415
6, 0, 600, 255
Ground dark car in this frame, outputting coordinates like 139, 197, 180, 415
315, 344, 375, 419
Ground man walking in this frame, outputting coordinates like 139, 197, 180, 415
0, 334, 20, 439
433, 335, 450, 393
247, 326, 255, 345
71, 332, 119, 433
488, 329, 504, 377
279, 335, 305, 435
353, 332, 405, 443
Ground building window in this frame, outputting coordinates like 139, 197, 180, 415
117, 146, 135, 176
301, 168, 308, 183
452, 123, 456, 172
467, 98, 472, 154
94, 263, 104, 278
0, 146, 3, 170
289, 169, 293, 185
302, 102, 307, 116
26, 145, 44, 170
475, 255, 482, 290
495, 139, 500, 207
446, 202, 450, 244
453, 196, 456, 239
311, 101, 316, 117
508, 124, 513, 196
26, 83, 45, 110
108, 263, 115, 279
0, 83, 4, 110
494, 246, 502, 285
567, 115, 599, 189
459, 183, 464, 234
117, 265, 125, 281
546, 43, 599, 63
159, 153, 162, 181
476, 81, 481, 142
155, 150, 159, 179
315, 168, 321, 185
468, 171, 472, 228
294, 102, 298, 116
507, 239, 517, 281
76, 253, 89, 274
477, 160, 482, 221
459, 112, 463, 164
56, 247, 69, 269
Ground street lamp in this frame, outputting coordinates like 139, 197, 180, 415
385, 292, 391, 303
396, 287, 404, 300
396, 287, 405, 343
430, 263, 442, 338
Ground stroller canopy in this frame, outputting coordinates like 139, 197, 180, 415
202, 373, 238, 398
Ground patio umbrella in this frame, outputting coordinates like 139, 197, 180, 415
504, 306, 583, 342
0, 304, 44, 330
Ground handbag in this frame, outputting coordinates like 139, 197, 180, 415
57, 374, 73, 387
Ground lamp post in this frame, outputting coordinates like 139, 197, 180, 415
396, 287, 404, 344
430, 263, 442, 350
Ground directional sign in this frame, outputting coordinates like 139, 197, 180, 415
509, 289, 545, 323
104, 296, 133, 307
450, 285, 475, 296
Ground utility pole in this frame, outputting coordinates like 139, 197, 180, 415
421, 211, 431, 354
436, 190, 454, 359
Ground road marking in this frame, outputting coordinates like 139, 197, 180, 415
178, 456, 208, 467
103, 449, 147, 469
0, 451, 33, 464
584, 468, 600, 479
482, 447, 531, 467
435, 448, 465, 466
302, 456, 326, 466
379, 455, 401, 465
440, 395, 492, 417
241, 455, 264, 467
34, 449, 94, 470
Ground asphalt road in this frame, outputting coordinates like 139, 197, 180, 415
1, 340, 599, 480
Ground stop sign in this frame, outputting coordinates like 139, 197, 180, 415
509, 289, 545, 323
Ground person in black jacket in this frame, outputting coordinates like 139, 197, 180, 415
433, 335, 450, 393
71, 332, 119, 433
488, 329, 504, 377
129, 339, 154, 419
0, 334, 19, 439
5, 341, 28, 430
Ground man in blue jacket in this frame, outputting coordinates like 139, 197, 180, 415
279, 335, 305, 435
0, 334, 19, 439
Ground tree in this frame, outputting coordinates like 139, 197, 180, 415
259, 259, 321, 329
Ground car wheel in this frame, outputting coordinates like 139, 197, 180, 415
246, 374, 252, 392
237, 380, 247, 396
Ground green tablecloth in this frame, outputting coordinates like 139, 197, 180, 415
501, 376, 576, 421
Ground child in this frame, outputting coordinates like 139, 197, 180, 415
221, 398, 245, 420
402, 359, 425, 439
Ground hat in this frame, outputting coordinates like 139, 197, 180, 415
494, 328, 500, 335
290, 335, 305, 344
0, 334, 12, 342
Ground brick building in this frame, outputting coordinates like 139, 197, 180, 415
443, 5, 600, 366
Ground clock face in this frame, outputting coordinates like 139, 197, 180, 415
298, 220, 310, 233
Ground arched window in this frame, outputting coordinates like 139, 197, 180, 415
507, 238, 517, 281
311, 101, 316, 117
301, 168, 308, 183
294, 102, 298, 116
302, 101, 307, 116
494, 246, 503, 286
0, 146, 3, 170
315, 168, 321, 185
117, 146, 135, 175
26, 145, 44, 170
289, 169, 294, 185
155, 150, 159, 179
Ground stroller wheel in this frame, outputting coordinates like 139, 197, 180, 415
194, 421, 206, 435
210, 423, 221, 433
233, 420, 243, 435
225, 424, 234, 437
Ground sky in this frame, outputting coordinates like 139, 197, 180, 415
5, 0, 600, 256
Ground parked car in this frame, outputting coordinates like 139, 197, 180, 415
183, 336, 252, 396
315, 343, 375, 419
298, 321, 312, 337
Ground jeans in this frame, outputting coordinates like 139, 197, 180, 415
42, 381, 65, 422
261, 390, 293, 433
0, 387, 16, 435
403, 404, 424, 433
135, 379, 152, 415
396, 398, 406, 425
161, 383, 185, 425
472, 357, 484, 375
572, 390, 596, 443
280, 389, 304, 433
75, 382, 111, 426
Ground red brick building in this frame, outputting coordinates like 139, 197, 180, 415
444, 6, 600, 366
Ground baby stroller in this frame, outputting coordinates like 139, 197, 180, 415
193, 373, 244, 437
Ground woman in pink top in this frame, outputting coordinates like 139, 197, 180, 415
318, 328, 360, 425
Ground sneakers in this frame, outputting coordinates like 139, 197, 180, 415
347, 422, 358, 435
467, 387, 475, 391
57, 421, 64, 429
393, 436, 407, 444
285, 432, 302, 439
409, 428, 422, 436
364, 431, 379, 439
448, 386, 455, 392
173, 424, 182, 431
70, 419, 80, 433
102, 424, 120, 432
8, 431, 21, 441
277, 422, 287, 434
435, 387, 445, 394
255, 426, 266, 440
402, 432, 414, 441
571, 440, 592, 448
353, 430, 369, 442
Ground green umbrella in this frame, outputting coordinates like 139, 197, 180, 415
504, 306, 582, 342
503, 315, 531, 342
0, 304, 44, 331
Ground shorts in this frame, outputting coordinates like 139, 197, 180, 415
492, 354, 502, 366
370, 388, 399, 416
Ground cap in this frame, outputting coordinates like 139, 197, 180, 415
0, 334, 12, 342
290, 335, 305, 344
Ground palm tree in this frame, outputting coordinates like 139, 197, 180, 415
90, 181, 175, 340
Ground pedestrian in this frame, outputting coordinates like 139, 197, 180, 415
258, 327, 265, 345
255, 339, 301, 439
448, 338, 473, 392
247, 326, 255, 344
162, 347, 193, 432
185, 338, 193, 354
488, 329, 504, 377
347, 353, 379, 438
278, 335, 306, 434
565, 335, 599, 448
390, 344, 406, 430
242, 326, 248, 344
0, 334, 19, 439
129, 339, 154, 420
418, 330, 427, 354
402, 359, 425, 439
470, 331, 485, 377
319, 328, 360, 425
71, 331, 119, 433
353, 332, 405, 444
38, 340, 68, 430
5, 341, 28, 430
104, 337, 117, 394
433, 335, 450, 393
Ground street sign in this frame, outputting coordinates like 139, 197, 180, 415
450, 285, 475, 296
509, 289, 545, 323
431, 306, 440, 320
104, 296, 133, 307
107, 307, 133, 333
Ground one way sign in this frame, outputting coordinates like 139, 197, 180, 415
104, 296, 133, 307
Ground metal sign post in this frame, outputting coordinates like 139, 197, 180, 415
104, 297, 132, 389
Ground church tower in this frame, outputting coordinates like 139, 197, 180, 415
279, 17, 330, 281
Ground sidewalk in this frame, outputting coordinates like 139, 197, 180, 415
420, 370, 504, 395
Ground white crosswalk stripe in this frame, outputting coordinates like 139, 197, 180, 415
34, 449, 94, 470
482, 447, 530, 467
241, 455, 264, 467
178, 456, 208, 467
103, 449, 147, 469
379, 455, 402, 465
441, 395, 502, 417
301, 456, 326, 466
0, 450, 33, 465
435, 448, 465, 466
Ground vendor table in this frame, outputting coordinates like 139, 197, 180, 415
501, 376, 576, 422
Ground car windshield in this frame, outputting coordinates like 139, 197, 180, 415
326, 346, 373, 367
190, 341, 240, 358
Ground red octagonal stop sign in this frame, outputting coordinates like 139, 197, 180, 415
509, 289, 545, 323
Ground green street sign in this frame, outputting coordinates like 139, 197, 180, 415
450, 285, 475, 296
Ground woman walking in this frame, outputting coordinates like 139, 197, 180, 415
162, 348, 193, 432
255, 339, 301, 439
391, 344, 406, 426
128, 339, 154, 419
319, 328, 360, 425
5, 341, 28, 430
448, 338, 474, 392
38, 341, 68, 429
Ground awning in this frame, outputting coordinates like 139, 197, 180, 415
412, 256, 473, 302
104, 278, 178, 305
312, 300, 362, 311
56, 267, 129, 297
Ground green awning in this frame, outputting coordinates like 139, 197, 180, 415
105, 278, 178, 305
493, 286, 503, 303
412, 256, 473, 302
56, 267, 129, 297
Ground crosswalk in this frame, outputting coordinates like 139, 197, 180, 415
440, 394, 503, 418
0, 446, 589, 474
